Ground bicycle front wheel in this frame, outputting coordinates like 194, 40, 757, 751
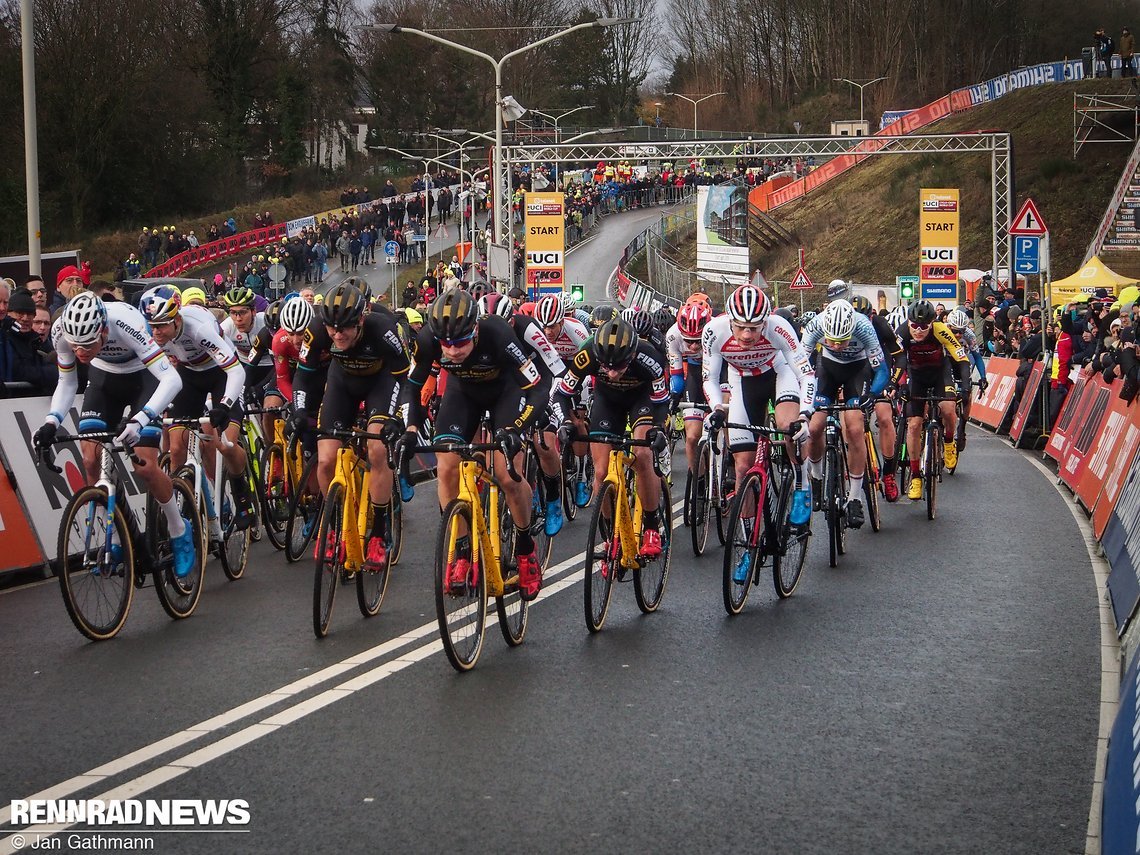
925, 426, 939, 521
218, 476, 251, 581
313, 483, 344, 638
584, 480, 617, 633
150, 477, 205, 620
57, 487, 135, 641
824, 447, 842, 568
689, 441, 711, 556
634, 479, 672, 613
356, 502, 390, 618
772, 467, 808, 599
435, 499, 487, 671
723, 472, 761, 615
261, 442, 289, 550
285, 454, 322, 563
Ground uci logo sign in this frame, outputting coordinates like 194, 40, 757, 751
526, 251, 563, 265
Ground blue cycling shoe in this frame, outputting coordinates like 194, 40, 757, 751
789, 489, 812, 526
544, 500, 563, 537
171, 518, 198, 578
399, 475, 414, 502
574, 480, 590, 508
733, 552, 752, 585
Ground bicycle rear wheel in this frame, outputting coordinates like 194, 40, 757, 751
925, 425, 939, 521
715, 440, 734, 545
285, 455, 322, 563
723, 472, 761, 615
689, 440, 711, 556
435, 499, 487, 671
149, 477, 205, 619
261, 442, 289, 550
216, 475, 251, 580
634, 479, 672, 613
584, 480, 617, 632
824, 447, 842, 568
356, 502, 390, 618
772, 466, 808, 598
390, 484, 404, 565
57, 487, 135, 641
313, 483, 344, 638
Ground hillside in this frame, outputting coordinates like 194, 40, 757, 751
664, 79, 1138, 306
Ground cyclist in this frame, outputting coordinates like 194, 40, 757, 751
138, 284, 256, 529
851, 295, 905, 502
590, 304, 619, 331
550, 317, 671, 557
33, 293, 197, 577
223, 287, 284, 441
945, 308, 988, 450
621, 306, 667, 359
292, 283, 409, 570
561, 291, 593, 327
653, 306, 675, 336
701, 284, 815, 516
667, 300, 713, 484
800, 299, 888, 529
404, 289, 547, 600
896, 300, 969, 500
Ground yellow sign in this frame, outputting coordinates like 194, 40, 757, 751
919, 188, 960, 301
524, 192, 565, 295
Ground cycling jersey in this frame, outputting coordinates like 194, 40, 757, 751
540, 316, 590, 362
801, 313, 888, 398
512, 314, 566, 379
896, 321, 968, 373
270, 328, 302, 401
700, 313, 815, 411
222, 313, 274, 368
550, 339, 670, 432
297, 311, 409, 378
47, 302, 181, 428
153, 304, 246, 407
665, 322, 706, 418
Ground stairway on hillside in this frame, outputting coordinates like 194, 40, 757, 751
1100, 161, 1140, 279
748, 203, 798, 252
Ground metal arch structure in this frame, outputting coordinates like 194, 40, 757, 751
503, 132, 1015, 285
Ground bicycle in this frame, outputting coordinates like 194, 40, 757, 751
580, 433, 673, 633
686, 405, 734, 556
246, 405, 295, 550
860, 401, 884, 533
525, 432, 558, 571
284, 438, 323, 564
817, 402, 864, 568
43, 433, 204, 641
312, 426, 403, 639
418, 436, 529, 672
909, 394, 953, 520
560, 406, 593, 522
722, 422, 810, 614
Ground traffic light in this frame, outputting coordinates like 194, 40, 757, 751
900, 281, 915, 300
570, 284, 585, 302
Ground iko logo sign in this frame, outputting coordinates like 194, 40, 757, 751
921, 264, 958, 281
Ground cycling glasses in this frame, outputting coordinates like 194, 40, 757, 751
439, 331, 475, 347
599, 359, 631, 372
908, 321, 932, 331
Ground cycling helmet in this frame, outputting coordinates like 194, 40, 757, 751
907, 299, 937, 325
535, 295, 566, 327
621, 306, 652, 337
181, 286, 208, 307
591, 304, 619, 329
321, 283, 366, 330
479, 292, 513, 320
264, 300, 282, 333
507, 286, 526, 300
428, 288, 478, 341
821, 299, 856, 340
774, 307, 794, 323
223, 286, 255, 308
344, 276, 371, 301
61, 292, 108, 346
850, 295, 873, 316
559, 291, 577, 314
470, 281, 490, 302
726, 284, 770, 325
138, 285, 182, 324
686, 291, 712, 310
887, 305, 907, 330
946, 309, 970, 331
518, 301, 536, 317
594, 318, 637, 366
801, 310, 818, 324
653, 306, 674, 333
677, 302, 712, 339
281, 296, 314, 333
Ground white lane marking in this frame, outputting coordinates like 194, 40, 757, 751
566, 235, 595, 255
0, 500, 682, 854
1020, 452, 1116, 855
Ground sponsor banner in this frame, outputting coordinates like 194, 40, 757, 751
1009, 361, 1045, 445
960, 60, 1085, 108
970, 357, 1020, 429
920, 188, 960, 299
1102, 654, 1140, 845
1076, 383, 1140, 510
1094, 406, 1140, 539
0, 396, 149, 559
1057, 380, 1114, 495
1103, 448, 1140, 633
0, 454, 46, 572
524, 192, 565, 294
879, 110, 916, 130
1045, 374, 1094, 462
696, 185, 750, 277
286, 215, 316, 237
615, 269, 631, 303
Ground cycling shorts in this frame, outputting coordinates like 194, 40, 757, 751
317, 362, 401, 433
814, 358, 869, 408
170, 365, 244, 423
905, 362, 955, 419
434, 377, 535, 443
727, 363, 800, 452
588, 386, 664, 438
79, 366, 162, 448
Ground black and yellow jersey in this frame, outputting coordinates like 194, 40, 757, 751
897, 321, 967, 373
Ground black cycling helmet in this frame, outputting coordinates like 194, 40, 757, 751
428, 288, 479, 341
321, 283, 367, 329
264, 299, 283, 333
621, 307, 653, 337
850, 295, 873, 316
469, 281, 491, 302
907, 299, 937, 325
653, 306, 674, 333
594, 318, 637, 366
343, 275, 371, 301
591, 304, 619, 329
507, 286, 526, 300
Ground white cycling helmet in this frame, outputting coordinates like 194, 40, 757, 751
726, 284, 770, 325
535, 294, 566, 327
478, 292, 514, 319
946, 309, 970, 331
280, 296, 314, 333
887, 305, 907, 330
559, 291, 577, 314
61, 292, 108, 346
822, 299, 856, 340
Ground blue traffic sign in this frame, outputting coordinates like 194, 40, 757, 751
1014, 236, 1040, 274
384, 240, 400, 258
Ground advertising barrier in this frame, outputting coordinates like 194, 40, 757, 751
1102, 653, 1140, 848
1008, 362, 1045, 445
969, 357, 1020, 429
1104, 453, 1140, 634
1057, 379, 1116, 496
1045, 374, 1095, 462
1094, 415, 1140, 540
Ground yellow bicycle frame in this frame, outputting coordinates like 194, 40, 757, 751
446, 457, 515, 597
603, 446, 644, 571
329, 444, 371, 573
272, 417, 305, 489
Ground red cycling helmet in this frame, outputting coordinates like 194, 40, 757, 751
677, 302, 712, 339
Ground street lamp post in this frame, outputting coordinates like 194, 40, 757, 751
528, 105, 594, 187
363, 19, 638, 289
665, 91, 725, 139
833, 76, 888, 134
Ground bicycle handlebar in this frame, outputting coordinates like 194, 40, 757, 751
417, 439, 522, 482
40, 433, 144, 471
162, 417, 235, 450
723, 421, 802, 438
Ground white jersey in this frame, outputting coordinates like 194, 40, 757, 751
700, 313, 814, 409
543, 316, 590, 361
665, 322, 702, 376
221, 312, 274, 367
800, 313, 885, 367
48, 302, 182, 426
156, 305, 246, 405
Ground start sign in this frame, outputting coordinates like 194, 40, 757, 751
524, 192, 564, 294
919, 188, 960, 301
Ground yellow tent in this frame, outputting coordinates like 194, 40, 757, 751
1050, 256, 1138, 304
